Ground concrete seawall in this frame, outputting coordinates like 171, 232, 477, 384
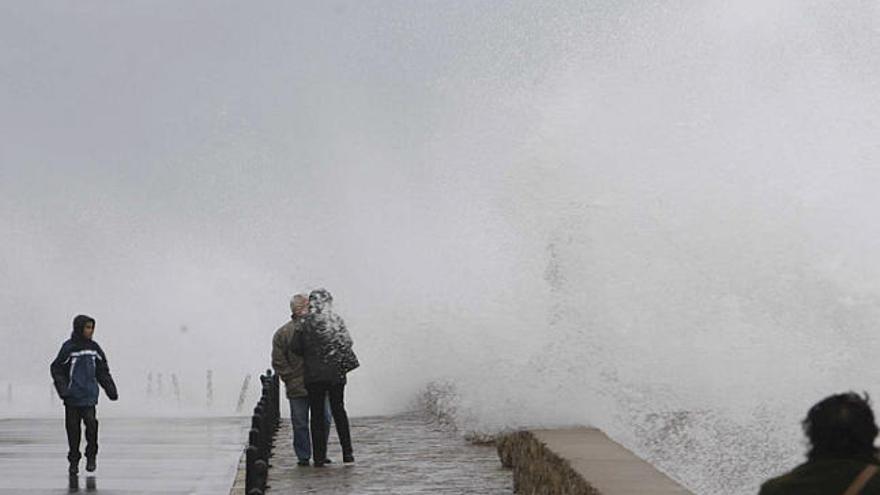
497, 428, 693, 495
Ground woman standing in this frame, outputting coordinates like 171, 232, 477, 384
291, 288, 359, 466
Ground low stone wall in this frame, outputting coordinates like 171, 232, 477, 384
497, 428, 692, 495
498, 430, 599, 495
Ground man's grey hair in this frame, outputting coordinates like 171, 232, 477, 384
289, 294, 308, 314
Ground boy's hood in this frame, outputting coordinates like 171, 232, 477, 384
71, 314, 95, 341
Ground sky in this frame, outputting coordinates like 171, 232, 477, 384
1, 0, 557, 416
3, 2, 880, 494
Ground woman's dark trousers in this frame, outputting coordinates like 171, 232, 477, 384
65, 405, 98, 462
306, 382, 352, 462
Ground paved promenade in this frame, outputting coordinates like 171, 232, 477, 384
264, 413, 513, 494
0, 416, 248, 494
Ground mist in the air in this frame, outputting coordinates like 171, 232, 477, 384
3, 2, 880, 493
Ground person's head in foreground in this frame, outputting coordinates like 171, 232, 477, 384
803, 392, 878, 461
758, 392, 880, 495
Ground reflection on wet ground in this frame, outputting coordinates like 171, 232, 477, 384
0, 417, 248, 494
266, 413, 513, 494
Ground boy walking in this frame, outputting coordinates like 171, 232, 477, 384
50, 314, 118, 474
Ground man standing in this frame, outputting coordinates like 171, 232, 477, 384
272, 294, 330, 466
50, 314, 118, 475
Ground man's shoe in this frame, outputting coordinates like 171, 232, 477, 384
343, 454, 355, 463
313, 460, 326, 467
85, 457, 96, 472
297, 459, 310, 467
68, 461, 79, 475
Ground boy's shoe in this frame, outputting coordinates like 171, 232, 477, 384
297, 459, 310, 467
68, 461, 79, 475
343, 454, 355, 463
85, 457, 96, 472
312, 460, 326, 467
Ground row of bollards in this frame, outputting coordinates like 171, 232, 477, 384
245, 369, 280, 495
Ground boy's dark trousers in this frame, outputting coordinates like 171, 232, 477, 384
65, 405, 98, 462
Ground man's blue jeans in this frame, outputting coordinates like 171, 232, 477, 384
290, 397, 331, 461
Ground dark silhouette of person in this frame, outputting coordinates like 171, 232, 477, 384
760, 392, 880, 494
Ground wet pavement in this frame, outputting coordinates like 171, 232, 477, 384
0, 416, 248, 494
265, 413, 513, 494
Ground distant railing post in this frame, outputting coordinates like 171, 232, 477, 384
206, 369, 214, 409
236, 374, 252, 414
171, 373, 181, 407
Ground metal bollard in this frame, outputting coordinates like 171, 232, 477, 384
250, 425, 262, 459
254, 459, 269, 488
245, 444, 259, 492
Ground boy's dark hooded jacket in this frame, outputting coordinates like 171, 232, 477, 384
50, 315, 118, 407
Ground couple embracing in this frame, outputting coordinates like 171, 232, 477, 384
271, 288, 359, 467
